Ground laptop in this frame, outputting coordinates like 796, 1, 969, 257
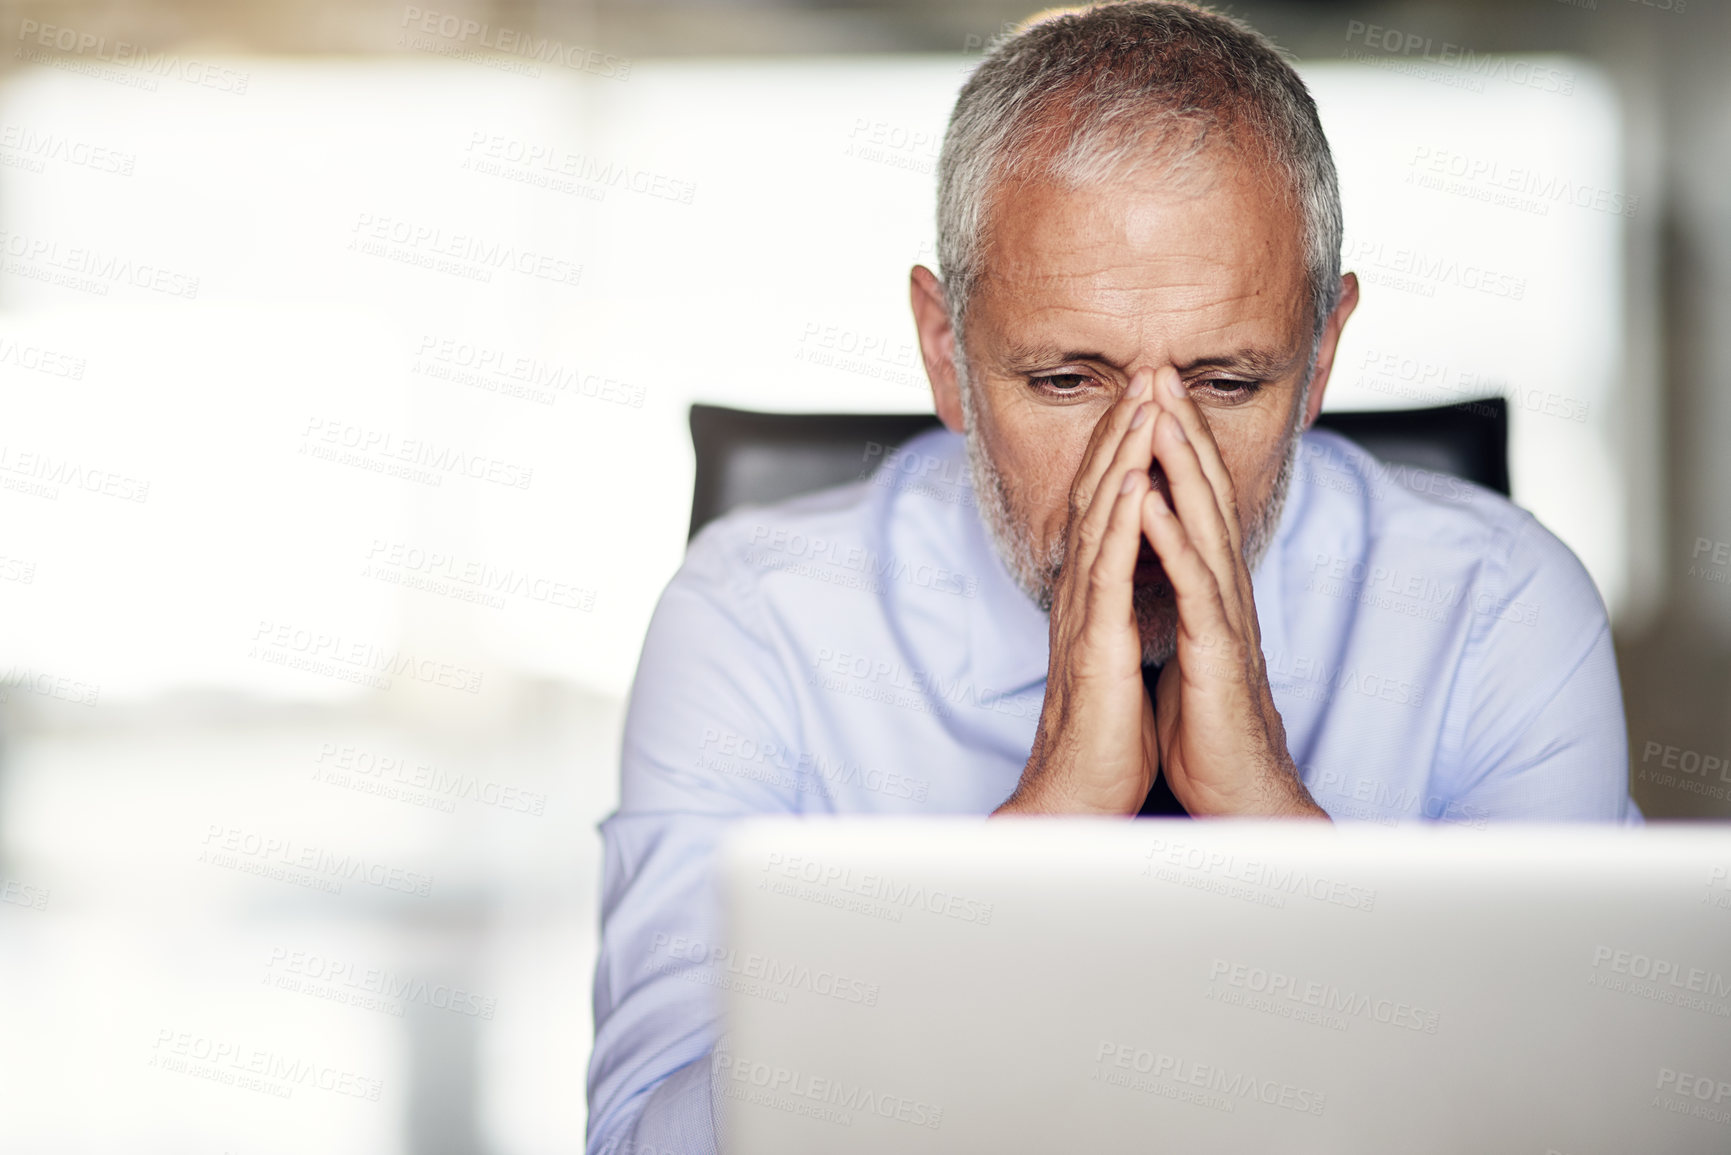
715, 817, 1731, 1154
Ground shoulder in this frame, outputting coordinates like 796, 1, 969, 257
1290, 426, 1603, 625
675, 424, 972, 614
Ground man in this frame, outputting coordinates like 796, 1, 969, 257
586, 3, 1640, 1152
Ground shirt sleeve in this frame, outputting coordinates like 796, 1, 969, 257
586, 526, 802, 1155
1437, 514, 1643, 824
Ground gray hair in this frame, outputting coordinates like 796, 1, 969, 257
936, 1, 1343, 365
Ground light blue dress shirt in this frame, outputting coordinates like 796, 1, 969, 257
585, 425, 1641, 1155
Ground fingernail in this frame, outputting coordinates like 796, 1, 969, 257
1128, 403, 1149, 430
1126, 372, 1149, 400
1120, 471, 1138, 495
1147, 492, 1172, 517
1166, 414, 1188, 442
1165, 368, 1185, 399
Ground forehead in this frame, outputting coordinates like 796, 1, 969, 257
974, 149, 1308, 359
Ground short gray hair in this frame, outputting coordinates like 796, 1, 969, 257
936, 1, 1342, 359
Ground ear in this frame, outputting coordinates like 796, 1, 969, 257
1301, 272, 1360, 430
910, 264, 966, 434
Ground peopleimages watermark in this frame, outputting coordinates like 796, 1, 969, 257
1587, 945, 1731, 1017
745, 524, 978, 600
1556, 0, 1690, 13
0, 227, 198, 299
1263, 645, 1427, 711
644, 931, 881, 1008
300, 416, 534, 491
858, 442, 981, 512
1205, 958, 1441, 1035
149, 1028, 382, 1102
759, 850, 994, 926
462, 131, 694, 205
263, 945, 498, 1019
0, 663, 100, 707
0, 876, 50, 911
713, 1051, 943, 1130
1303, 766, 1489, 829
807, 646, 1034, 723
1707, 865, 1731, 913
1343, 237, 1526, 301
399, 7, 630, 80
698, 726, 931, 804
1295, 435, 1479, 510
842, 118, 939, 177
412, 335, 645, 409
1688, 536, 1731, 591
0, 123, 135, 177
1094, 1041, 1327, 1117
1142, 835, 1378, 913
14, 19, 250, 94
1407, 146, 1636, 219
0, 555, 34, 585
347, 212, 582, 289
200, 823, 435, 898
1652, 1067, 1731, 1128
0, 335, 86, 380
0, 443, 149, 503
1341, 21, 1576, 96
1305, 552, 1542, 629
311, 741, 547, 816
249, 619, 485, 695
1351, 347, 1588, 424
793, 320, 925, 392
362, 538, 594, 613
1638, 739, 1731, 804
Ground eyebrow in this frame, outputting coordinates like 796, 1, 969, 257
999, 342, 1301, 378
1177, 348, 1302, 378
1000, 342, 1111, 373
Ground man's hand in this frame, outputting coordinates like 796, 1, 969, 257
1140, 365, 1328, 819
994, 369, 1164, 817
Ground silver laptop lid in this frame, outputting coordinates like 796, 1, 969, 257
717, 818, 1731, 1155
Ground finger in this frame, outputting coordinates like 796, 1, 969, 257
1086, 453, 1155, 631
1141, 486, 1237, 677
1147, 404, 1241, 599
1078, 381, 1162, 560
1067, 368, 1153, 535
1149, 364, 1243, 558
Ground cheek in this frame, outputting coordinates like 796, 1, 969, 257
1212, 420, 1287, 513
986, 402, 1097, 513
1016, 425, 1093, 521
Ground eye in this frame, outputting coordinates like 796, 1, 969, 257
1194, 378, 1263, 403
1028, 372, 1097, 398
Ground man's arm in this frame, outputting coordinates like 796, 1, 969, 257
587, 539, 802, 1155
1438, 516, 1642, 823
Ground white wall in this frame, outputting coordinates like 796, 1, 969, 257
0, 53, 1635, 707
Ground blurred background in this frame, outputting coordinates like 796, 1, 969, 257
0, 0, 1726, 1150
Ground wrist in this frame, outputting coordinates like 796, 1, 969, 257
1181, 763, 1327, 819
1258, 772, 1330, 820
993, 779, 1139, 818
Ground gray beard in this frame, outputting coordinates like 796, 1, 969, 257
962, 392, 1303, 669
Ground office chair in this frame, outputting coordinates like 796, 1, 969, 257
688, 397, 1509, 540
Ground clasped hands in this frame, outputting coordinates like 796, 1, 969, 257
995, 366, 1327, 820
